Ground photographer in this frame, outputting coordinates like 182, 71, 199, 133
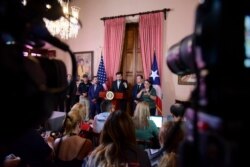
167, 0, 250, 166
0, 0, 77, 166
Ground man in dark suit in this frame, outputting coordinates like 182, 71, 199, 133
111, 72, 128, 112
65, 74, 77, 113
57, 74, 77, 113
131, 74, 144, 114
88, 76, 104, 119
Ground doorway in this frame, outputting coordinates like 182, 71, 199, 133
120, 23, 144, 114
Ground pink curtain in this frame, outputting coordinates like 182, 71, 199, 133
103, 18, 126, 88
139, 12, 164, 79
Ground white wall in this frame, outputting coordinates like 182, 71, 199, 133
54, 0, 199, 115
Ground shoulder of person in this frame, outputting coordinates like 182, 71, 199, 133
78, 138, 93, 156
54, 137, 62, 148
149, 119, 157, 126
151, 87, 157, 92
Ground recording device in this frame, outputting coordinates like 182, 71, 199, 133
0, 0, 78, 161
166, 0, 250, 166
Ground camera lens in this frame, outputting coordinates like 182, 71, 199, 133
166, 34, 196, 75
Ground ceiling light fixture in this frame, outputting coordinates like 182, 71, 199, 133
43, 0, 81, 40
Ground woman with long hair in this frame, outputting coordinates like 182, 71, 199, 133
85, 110, 151, 167
133, 101, 159, 148
136, 79, 157, 115
158, 121, 184, 167
53, 106, 92, 167
68, 102, 86, 120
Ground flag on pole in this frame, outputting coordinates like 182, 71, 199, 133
150, 53, 163, 116
97, 54, 108, 90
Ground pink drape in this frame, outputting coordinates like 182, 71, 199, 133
103, 18, 126, 88
139, 12, 164, 79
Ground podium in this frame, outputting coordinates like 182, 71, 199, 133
99, 91, 126, 110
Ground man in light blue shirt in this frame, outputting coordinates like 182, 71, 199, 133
92, 100, 114, 133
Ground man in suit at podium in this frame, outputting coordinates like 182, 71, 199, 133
111, 72, 128, 112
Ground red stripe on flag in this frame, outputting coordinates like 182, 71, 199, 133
153, 85, 162, 116
156, 96, 162, 116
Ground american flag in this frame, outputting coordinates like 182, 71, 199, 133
150, 53, 162, 116
97, 54, 108, 90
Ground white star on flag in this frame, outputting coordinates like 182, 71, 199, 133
150, 52, 162, 116
150, 70, 159, 81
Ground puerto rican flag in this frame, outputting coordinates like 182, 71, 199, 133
150, 53, 162, 116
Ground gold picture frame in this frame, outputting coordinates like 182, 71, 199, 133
178, 74, 196, 85
74, 51, 94, 79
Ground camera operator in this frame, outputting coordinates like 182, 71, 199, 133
166, 0, 250, 166
0, 0, 78, 166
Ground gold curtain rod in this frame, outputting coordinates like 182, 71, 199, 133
100, 8, 172, 21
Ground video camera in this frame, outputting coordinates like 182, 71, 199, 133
0, 0, 78, 160
166, 0, 250, 166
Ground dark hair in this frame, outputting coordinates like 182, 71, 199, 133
100, 100, 113, 113
144, 79, 153, 90
137, 74, 143, 79
82, 74, 88, 78
116, 71, 122, 75
145, 79, 152, 85
160, 121, 184, 153
100, 110, 136, 145
92, 75, 98, 80
170, 103, 185, 117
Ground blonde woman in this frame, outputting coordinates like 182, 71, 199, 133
68, 102, 86, 121
53, 111, 93, 167
133, 101, 159, 147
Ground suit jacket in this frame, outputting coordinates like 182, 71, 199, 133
111, 79, 128, 93
88, 83, 104, 101
132, 84, 144, 101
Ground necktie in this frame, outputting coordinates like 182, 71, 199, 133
117, 81, 120, 89
136, 84, 141, 93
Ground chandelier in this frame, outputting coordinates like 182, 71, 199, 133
44, 0, 81, 40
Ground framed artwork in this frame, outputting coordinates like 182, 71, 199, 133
178, 74, 196, 85
74, 51, 94, 79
